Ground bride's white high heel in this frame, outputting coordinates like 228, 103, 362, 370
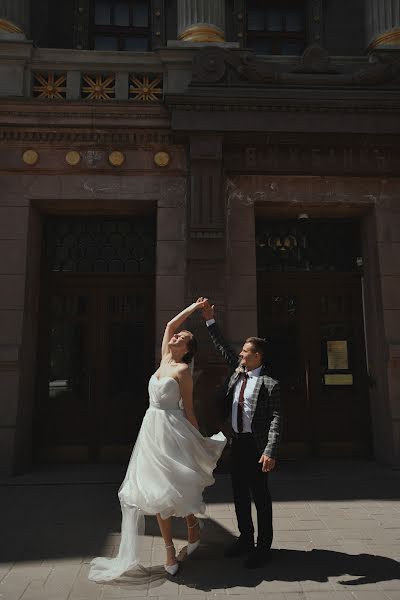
164, 544, 179, 576
187, 519, 204, 557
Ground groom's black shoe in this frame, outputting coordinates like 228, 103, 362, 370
244, 547, 271, 569
224, 536, 254, 558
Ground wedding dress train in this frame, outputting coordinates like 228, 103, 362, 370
88, 374, 226, 582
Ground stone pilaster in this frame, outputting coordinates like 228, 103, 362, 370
177, 0, 225, 42
0, 0, 30, 36
366, 0, 400, 50
185, 136, 227, 436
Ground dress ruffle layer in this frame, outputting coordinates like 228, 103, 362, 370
89, 378, 226, 582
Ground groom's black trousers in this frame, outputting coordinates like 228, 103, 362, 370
230, 432, 273, 551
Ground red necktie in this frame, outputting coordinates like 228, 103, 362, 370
237, 373, 249, 433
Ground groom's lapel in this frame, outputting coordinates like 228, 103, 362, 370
247, 365, 268, 419
227, 370, 240, 391
227, 358, 244, 392
247, 375, 263, 418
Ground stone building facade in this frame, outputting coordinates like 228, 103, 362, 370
0, 0, 400, 474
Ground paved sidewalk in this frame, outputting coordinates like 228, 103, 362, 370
0, 459, 399, 600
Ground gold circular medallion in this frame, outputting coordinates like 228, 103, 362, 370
65, 151, 81, 166
154, 151, 170, 167
108, 151, 125, 167
22, 150, 39, 165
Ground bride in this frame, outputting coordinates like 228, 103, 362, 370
88, 298, 226, 582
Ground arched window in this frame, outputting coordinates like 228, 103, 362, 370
90, 0, 151, 51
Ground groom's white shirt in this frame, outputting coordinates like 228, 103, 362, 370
206, 318, 262, 433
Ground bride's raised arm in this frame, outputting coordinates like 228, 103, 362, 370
161, 297, 208, 358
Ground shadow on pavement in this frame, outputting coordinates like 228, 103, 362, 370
171, 545, 400, 592
99, 543, 400, 593
87, 518, 400, 592
1, 461, 400, 564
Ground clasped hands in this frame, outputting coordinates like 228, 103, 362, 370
194, 297, 214, 321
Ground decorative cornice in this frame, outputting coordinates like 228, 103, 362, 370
0, 103, 170, 134
0, 110, 164, 120
224, 131, 400, 146
0, 101, 168, 119
167, 99, 400, 114
0, 129, 173, 144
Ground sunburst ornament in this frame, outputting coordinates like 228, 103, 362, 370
129, 74, 163, 101
33, 72, 67, 99
81, 74, 115, 100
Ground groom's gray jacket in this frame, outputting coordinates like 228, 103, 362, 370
207, 321, 281, 459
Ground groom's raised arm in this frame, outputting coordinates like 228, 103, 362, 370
202, 304, 238, 371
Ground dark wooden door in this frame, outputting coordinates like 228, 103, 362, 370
258, 272, 372, 457
95, 280, 154, 462
35, 275, 154, 462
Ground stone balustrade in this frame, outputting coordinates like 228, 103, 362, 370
0, 44, 165, 100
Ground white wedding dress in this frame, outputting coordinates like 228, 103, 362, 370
88, 374, 226, 582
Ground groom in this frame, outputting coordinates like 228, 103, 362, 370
201, 301, 280, 569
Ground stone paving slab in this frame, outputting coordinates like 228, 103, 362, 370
0, 459, 399, 600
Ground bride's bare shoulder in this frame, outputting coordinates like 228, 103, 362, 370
176, 363, 191, 379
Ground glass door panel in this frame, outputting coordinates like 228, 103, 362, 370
36, 278, 155, 463
315, 281, 372, 456
258, 285, 312, 457
36, 291, 92, 461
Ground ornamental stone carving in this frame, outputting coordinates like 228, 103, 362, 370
191, 46, 400, 88
192, 48, 274, 84
292, 45, 338, 75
